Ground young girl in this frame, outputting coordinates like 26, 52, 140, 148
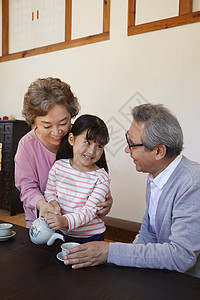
44, 114, 110, 243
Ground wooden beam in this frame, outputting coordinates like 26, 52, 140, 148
128, 0, 136, 27
179, 0, 193, 15
2, 0, 9, 56
65, 0, 72, 41
103, 0, 110, 33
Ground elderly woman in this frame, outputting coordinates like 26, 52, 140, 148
15, 77, 112, 228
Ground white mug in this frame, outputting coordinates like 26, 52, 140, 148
61, 242, 80, 258
0, 223, 13, 237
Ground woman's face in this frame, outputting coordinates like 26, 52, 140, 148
34, 104, 71, 152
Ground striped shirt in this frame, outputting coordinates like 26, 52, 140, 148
45, 159, 110, 238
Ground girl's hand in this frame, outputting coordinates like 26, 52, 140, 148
49, 200, 61, 215
37, 200, 55, 217
96, 191, 113, 218
45, 214, 68, 230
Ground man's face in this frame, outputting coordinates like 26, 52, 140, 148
125, 120, 158, 176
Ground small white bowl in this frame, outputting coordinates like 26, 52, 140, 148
61, 242, 80, 258
0, 223, 13, 237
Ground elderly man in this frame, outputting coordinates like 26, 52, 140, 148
64, 103, 200, 278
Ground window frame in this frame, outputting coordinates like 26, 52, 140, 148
128, 0, 200, 36
0, 0, 110, 62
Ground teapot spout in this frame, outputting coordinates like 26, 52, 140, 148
47, 232, 65, 246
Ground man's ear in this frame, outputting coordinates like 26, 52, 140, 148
154, 145, 166, 160
68, 133, 75, 146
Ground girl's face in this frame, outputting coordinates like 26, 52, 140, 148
68, 130, 104, 171
34, 104, 71, 153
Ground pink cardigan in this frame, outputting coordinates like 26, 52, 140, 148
15, 129, 56, 228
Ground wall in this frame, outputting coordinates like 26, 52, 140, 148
1, 0, 200, 223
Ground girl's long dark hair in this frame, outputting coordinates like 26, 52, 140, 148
56, 114, 109, 173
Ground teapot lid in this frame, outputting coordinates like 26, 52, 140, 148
39, 216, 52, 230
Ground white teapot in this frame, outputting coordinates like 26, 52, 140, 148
29, 216, 65, 246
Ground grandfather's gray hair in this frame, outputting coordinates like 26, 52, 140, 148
132, 103, 183, 158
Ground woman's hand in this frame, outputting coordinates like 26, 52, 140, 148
45, 214, 68, 230
96, 191, 113, 218
36, 200, 56, 217
64, 241, 109, 269
49, 200, 61, 215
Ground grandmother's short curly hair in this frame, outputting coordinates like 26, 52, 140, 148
22, 77, 80, 125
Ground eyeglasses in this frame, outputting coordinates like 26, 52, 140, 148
125, 131, 144, 149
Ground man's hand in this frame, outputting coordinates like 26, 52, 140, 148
64, 241, 109, 269
96, 191, 113, 218
45, 214, 68, 230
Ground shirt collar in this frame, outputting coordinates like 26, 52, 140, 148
148, 155, 182, 190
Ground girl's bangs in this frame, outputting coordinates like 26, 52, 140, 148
86, 127, 109, 145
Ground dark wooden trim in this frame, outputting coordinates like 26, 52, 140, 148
128, 0, 136, 28
65, 0, 72, 41
0, 32, 109, 62
103, 216, 141, 243
179, 0, 193, 15
128, 0, 200, 36
128, 11, 200, 36
2, 0, 9, 56
103, 0, 110, 33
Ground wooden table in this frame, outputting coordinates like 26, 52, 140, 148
0, 222, 199, 299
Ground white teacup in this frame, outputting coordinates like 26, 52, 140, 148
61, 242, 80, 258
0, 223, 13, 237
